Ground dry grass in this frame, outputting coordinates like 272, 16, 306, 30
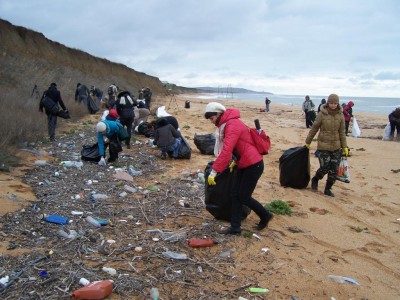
0, 89, 88, 166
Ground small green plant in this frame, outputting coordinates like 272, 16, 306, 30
265, 200, 292, 215
350, 226, 368, 233
183, 125, 190, 130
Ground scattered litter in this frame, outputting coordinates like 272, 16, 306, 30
327, 275, 360, 285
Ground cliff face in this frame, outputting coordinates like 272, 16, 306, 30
0, 19, 166, 101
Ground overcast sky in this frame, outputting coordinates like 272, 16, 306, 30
1, 0, 400, 97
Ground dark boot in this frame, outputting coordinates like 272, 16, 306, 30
324, 179, 335, 197
255, 212, 274, 231
311, 177, 319, 190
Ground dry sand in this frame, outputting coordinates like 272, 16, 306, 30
1, 94, 399, 299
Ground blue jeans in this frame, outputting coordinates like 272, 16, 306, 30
160, 137, 181, 158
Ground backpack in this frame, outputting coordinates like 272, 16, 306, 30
41, 95, 59, 115
107, 86, 114, 95
249, 128, 271, 155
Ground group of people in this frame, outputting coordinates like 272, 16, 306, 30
95, 91, 182, 164
38, 83, 363, 237
302, 96, 355, 136
204, 93, 353, 234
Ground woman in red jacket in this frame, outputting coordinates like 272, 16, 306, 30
343, 101, 354, 136
205, 102, 273, 235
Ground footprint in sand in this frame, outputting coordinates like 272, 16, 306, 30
309, 207, 329, 215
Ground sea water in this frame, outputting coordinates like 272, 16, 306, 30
195, 93, 400, 116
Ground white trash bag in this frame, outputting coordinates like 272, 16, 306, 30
382, 122, 392, 141
351, 117, 361, 138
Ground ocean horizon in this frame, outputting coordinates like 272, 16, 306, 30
194, 93, 400, 116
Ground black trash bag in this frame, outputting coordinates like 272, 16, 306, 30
279, 146, 310, 189
176, 137, 191, 159
194, 133, 216, 155
204, 161, 251, 221
81, 143, 101, 162
57, 110, 71, 119
88, 96, 99, 114
137, 122, 154, 137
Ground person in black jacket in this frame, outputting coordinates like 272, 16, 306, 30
153, 117, 181, 159
115, 91, 137, 149
39, 82, 67, 141
388, 107, 400, 141
75, 83, 90, 108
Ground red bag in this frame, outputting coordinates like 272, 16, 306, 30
249, 128, 271, 155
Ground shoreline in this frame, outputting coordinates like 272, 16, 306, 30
185, 92, 398, 118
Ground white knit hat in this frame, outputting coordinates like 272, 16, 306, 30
96, 122, 106, 132
205, 102, 226, 113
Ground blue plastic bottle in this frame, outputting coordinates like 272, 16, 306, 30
43, 215, 68, 225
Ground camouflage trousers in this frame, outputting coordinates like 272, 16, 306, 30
315, 149, 342, 183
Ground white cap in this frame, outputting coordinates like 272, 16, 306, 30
205, 102, 226, 113
96, 122, 106, 132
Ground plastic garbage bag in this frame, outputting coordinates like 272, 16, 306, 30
176, 137, 191, 159
336, 157, 350, 183
156, 106, 172, 117
352, 117, 361, 137
279, 146, 310, 189
81, 143, 101, 162
382, 122, 391, 141
204, 161, 250, 221
194, 133, 216, 155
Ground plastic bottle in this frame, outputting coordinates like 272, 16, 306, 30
162, 251, 188, 260
327, 275, 346, 283
43, 214, 69, 225
35, 160, 48, 166
248, 287, 269, 293
150, 287, 159, 300
327, 275, 360, 285
79, 278, 90, 286
188, 238, 217, 247
61, 161, 83, 169
0, 275, 9, 286
88, 193, 108, 201
124, 185, 137, 193
102, 266, 117, 276
86, 216, 101, 228
71, 280, 113, 299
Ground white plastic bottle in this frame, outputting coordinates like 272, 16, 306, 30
90, 194, 108, 200
124, 185, 137, 193
327, 275, 346, 283
86, 216, 101, 228
61, 161, 83, 169
102, 266, 117, 276
79, 278, 90, 286
150, 287, 159, 300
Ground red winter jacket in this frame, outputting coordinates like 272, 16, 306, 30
212, 108, 263, 173
343, 101, 354, 122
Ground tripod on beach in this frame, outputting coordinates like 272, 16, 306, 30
31, 84, 41, 100
167, 92, 179, 110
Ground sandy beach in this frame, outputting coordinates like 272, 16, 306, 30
1, 94, 399, 299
